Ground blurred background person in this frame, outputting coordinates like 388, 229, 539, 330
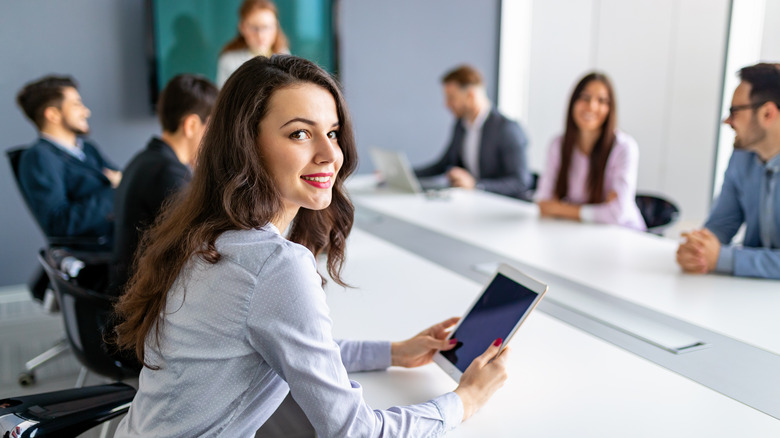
216, 0, 289, 87
110, 74, 218, 296
16, 75, 121, 241
415, 64, 533, 200
535, 72, 646, 231
676, 63, 780, 279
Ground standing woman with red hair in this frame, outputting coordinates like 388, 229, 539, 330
535, 72, 646, 231
216, 0, 289, 87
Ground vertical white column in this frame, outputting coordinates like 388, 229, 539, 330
713, 0, 766, 198
497, 0, 533, 124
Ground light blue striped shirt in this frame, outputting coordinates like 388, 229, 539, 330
114, 224, 462, 437
40, 133, 86, 161
706, 150, 780, 279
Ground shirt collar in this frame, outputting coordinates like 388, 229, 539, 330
41, 134, 85, 160
765, 153, 780, 172
265, 222, 281, 236
464, 106, 490, 131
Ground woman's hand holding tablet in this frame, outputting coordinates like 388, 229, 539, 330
453, 339, 511, 421
433, 263, 548, 421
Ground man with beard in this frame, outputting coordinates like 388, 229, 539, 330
414, 65, 532, 200
677, 63, 780, 279
16, 75, 121, 239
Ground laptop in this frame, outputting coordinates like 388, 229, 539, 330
369, 147, 449, 193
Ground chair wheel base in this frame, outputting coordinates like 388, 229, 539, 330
18, 372, 36, 386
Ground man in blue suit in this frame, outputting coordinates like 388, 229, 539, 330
16, 75, 121, 239
415, 65, 532, 200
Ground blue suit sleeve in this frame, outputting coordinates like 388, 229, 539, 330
19, 146, 114, 237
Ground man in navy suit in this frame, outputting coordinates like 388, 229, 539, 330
16, 75, 121, 239
415, 65, 532, 200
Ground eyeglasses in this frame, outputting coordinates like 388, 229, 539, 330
246, 24, 276, 34
727, 101, 766, 118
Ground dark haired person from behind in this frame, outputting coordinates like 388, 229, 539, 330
113, 55, 509, 437
16, 75, 121, 239
415, 64, 533, 199
110, 74, 218, 296
677, 63, 780, 279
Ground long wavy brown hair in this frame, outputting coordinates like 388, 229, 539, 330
554, 72, 617, 204
220, 0, 289, 55
113, 55, 357, 368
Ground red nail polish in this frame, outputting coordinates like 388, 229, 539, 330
493, 338, 503, 347
449, 338, 457, 345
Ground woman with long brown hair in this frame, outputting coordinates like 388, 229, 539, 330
216, 0, 289, 87
535, 72, 646, 230
113, 55, 508, 437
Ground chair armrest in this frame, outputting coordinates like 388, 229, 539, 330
0, 383, 135, 438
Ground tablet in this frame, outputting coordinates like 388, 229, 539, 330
433, 263, 548, 381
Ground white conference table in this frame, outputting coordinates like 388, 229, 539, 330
347, 179, 780, 357
325, 229, 780, 437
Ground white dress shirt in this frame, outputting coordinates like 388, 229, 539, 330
461, 106, 490, 178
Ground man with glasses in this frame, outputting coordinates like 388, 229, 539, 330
676, 63, 780, 279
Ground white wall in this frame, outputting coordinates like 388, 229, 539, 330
761, 0, 780, 60
506, 0, 730, 223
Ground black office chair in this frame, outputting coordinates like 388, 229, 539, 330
635, 193, 680, 236
38, 249, 141, 387
0, 383, 136, 438
6, 148, 110, 250
0, 251, 141, 437
528, 172, 539, 192
7, 147, 111, 386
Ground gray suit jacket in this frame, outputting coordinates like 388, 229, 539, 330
415, 109, 532, 199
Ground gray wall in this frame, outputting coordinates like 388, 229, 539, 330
0, 1, 158, 286
339, 0, 500, 173
0, 0, 500, 286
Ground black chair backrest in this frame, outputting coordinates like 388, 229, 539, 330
38, 249, 140, 380
7, 147, 24, 180
529, 172, 539, 192
0, 383, 135, 438
7, 147, 33, 216
7, 147, 110, 249
635, 194, 680, 231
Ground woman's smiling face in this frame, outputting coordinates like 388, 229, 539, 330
573, 80, 611, 135
257, 83, 343, 222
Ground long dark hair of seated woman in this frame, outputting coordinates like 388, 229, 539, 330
113, 55, 357, 369
554, 72, 617, 204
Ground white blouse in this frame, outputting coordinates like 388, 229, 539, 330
114, 224, 462, 437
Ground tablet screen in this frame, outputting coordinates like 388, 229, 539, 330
440, 273, 540, 373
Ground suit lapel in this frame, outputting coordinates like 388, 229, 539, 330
40, 139, 108, 181
478, 110, 498, 175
